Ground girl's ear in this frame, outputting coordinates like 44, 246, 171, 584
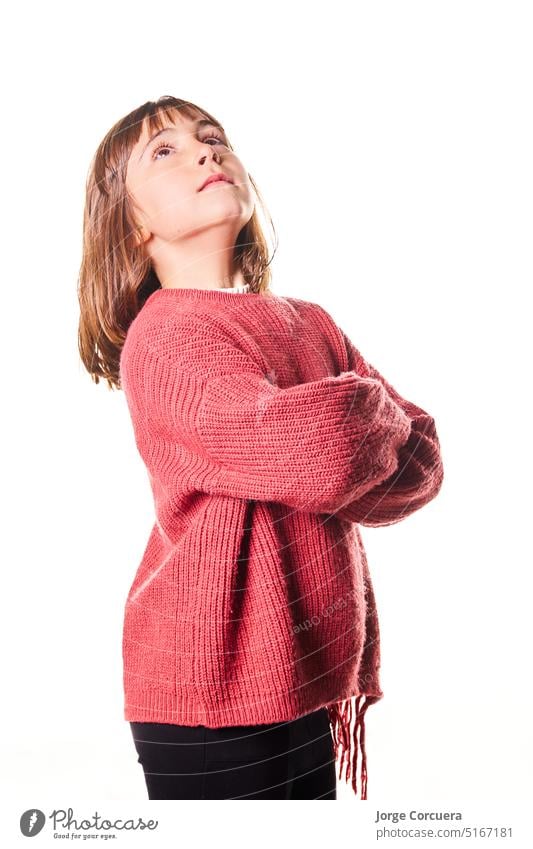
134, 225, 149, 247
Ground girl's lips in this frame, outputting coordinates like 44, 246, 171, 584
200, 178, 233, 190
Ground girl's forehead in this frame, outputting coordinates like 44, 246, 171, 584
143, 108, 205, 135
135, 110, 213, 151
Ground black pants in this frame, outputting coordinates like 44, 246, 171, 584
130, 707, 337, 800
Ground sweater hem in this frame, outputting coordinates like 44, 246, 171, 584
123, 683, 383, 728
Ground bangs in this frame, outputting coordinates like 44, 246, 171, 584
142, 101, 228, 146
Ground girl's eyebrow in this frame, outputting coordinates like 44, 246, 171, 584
138, 119, 219, 162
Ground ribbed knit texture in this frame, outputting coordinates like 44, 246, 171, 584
119, 286, 444, 799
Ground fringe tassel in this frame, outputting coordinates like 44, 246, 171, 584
326, 693, 380, 800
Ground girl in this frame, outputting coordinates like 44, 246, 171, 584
78, 95, 444, 800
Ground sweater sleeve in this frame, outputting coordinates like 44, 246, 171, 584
121, 312, 413, 515
330, 326, 444, 527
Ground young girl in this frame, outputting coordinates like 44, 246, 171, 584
78, 95, 444, 801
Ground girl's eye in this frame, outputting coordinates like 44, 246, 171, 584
151, 133, 227, 161
202, 133, 227, 146
151, 142, 174, 160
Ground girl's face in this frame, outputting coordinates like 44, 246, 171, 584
125, 112, 254, 248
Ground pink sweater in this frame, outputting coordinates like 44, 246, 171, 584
119, 286, 444, 799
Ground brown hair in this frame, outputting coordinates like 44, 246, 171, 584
77, 96, 278, 391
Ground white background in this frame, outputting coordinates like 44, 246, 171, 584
2, 0, 532, 840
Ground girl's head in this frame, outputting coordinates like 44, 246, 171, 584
78, 95, 277, 390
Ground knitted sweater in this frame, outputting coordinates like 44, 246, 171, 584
119, 285, 444, 799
